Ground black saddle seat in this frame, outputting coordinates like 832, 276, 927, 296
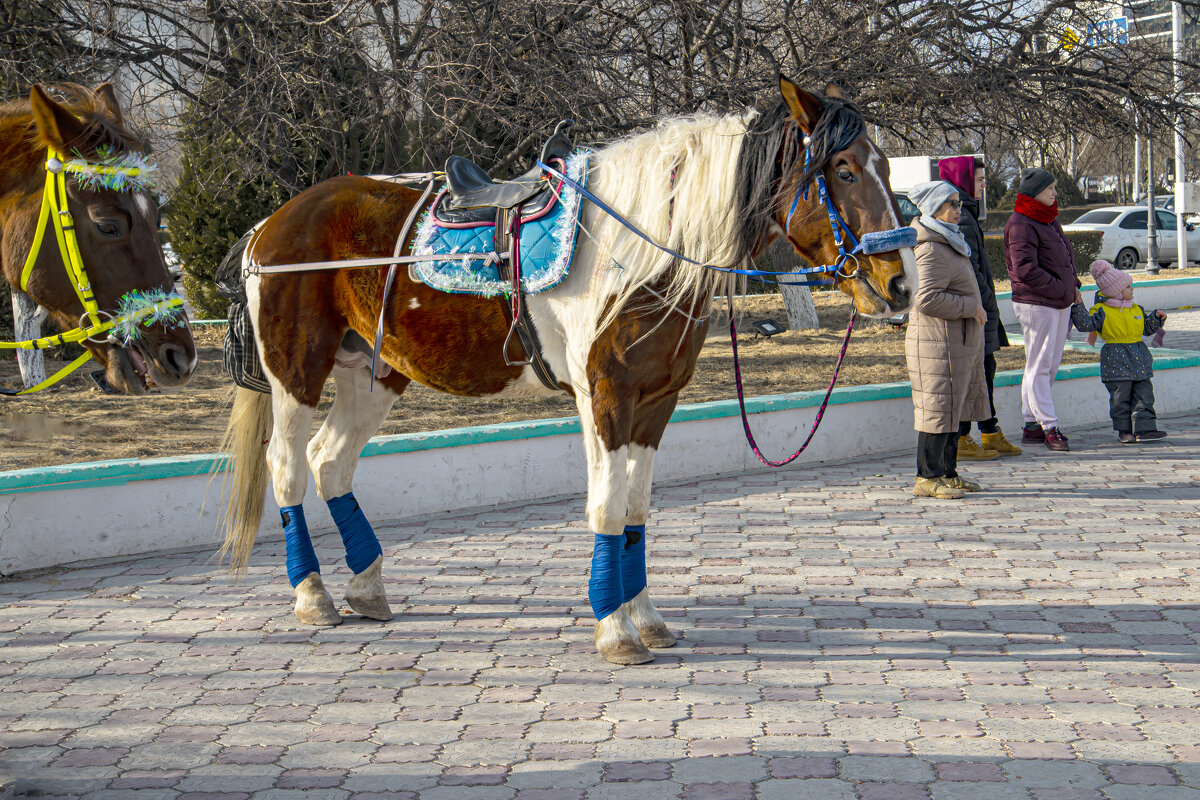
445, 160, 546, 211
443, 120, 575, 212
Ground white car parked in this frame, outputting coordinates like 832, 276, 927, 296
1141, 195, 1200, 226
1063, 206, 1200, 270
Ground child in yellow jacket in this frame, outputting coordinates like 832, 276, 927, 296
1070, 260, 1167, 443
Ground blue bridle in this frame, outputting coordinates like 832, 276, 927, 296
538, 141, 916, 287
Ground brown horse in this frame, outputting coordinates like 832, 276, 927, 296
0, 84, 195, 394
219, 78, 915, 664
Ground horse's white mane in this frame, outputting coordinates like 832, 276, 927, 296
580, 112, 754, 336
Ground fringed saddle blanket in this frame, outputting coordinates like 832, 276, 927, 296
411, 151, 589, 297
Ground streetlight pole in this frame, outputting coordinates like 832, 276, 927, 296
1174, 0, 1188, 268
1134, 128, 1141, 203
1148, 134, 1160, 273
1132, 102, 1142, 206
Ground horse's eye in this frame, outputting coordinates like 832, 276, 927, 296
94, 220, 121, 238
837, 169, 856, 183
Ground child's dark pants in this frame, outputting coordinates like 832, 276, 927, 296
1104, 379, 1156, 433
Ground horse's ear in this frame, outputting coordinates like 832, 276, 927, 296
29, 84, 85, 152
824, 83, 847, 100
93, 82, 125, 127
779, 75, 823, 134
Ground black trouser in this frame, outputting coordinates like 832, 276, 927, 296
1104, 379, 1157, 433
959, 351, 999, 437
917, 432, 959, 479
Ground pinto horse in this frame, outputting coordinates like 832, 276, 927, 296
0, 83, 195, 394
219, 78, 916, 664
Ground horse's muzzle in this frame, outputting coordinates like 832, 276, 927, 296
151, 339, 197, 386
99, 328, 197, 394
886, 272, 912, 312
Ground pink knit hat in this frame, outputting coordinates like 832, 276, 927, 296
1090, 259, 1132, 297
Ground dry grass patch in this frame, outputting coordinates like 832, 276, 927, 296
0, 292, 1095, 471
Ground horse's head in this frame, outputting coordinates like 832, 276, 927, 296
776, 76, 916, 317
6, 84, 196, 394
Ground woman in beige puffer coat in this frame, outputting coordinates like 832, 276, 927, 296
905, 181, 991, 499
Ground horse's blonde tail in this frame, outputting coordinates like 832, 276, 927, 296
216, 387, 273, 579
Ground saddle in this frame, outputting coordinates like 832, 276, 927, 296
439, 120, 575, 224
413, 120, 577, 391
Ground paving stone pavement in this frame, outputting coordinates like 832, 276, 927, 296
1009, 308, 1200, 352
1022, 272, 1200, 351
2, 413, 1200, 799
1149, 305, 1200, 352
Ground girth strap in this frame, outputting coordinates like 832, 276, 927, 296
369, 175, 437, 390
495, 207, 560, 392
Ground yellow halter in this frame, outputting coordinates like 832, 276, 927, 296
2, 148, 183, 395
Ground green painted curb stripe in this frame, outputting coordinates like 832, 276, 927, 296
4, 355, 1200, 495
1005, 330, 1200, 360
359, 416, 583, 456
996, 275, 1200, 302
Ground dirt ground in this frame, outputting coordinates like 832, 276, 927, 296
0, 292, 1097, 471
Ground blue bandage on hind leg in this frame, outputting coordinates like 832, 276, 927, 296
621, 525, 647, 604
588, 533, 624, 620
327, 492, 382, 575
281, 505, 319, 587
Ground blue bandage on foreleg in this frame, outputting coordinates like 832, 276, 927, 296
588, 533, 624, 620
621, 525, 647, 604
327, 492, 382, 575
852, 227, 918, 255
281, 505, 319, 587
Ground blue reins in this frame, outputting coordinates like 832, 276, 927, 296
538, 158, 832, 286
538, 142, 915, 288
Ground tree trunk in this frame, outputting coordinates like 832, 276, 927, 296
11, 289, 47, 389
780, 283, 819, 330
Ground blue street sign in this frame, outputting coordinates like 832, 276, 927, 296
1086, 16, 1128, 47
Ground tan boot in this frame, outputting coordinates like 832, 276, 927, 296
913, 477, 965, 499
981, 430, 1022, 457
957, 436, 999, 461
945, 475, 982, 492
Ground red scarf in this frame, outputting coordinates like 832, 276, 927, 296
1015, 193, 1058, 224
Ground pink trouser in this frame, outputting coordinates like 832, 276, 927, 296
1013, 302, 1072, 428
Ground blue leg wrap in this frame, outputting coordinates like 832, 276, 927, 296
621, 525, 647, 604
327, 492, 382, 575
281, 505, 319, 588
588, 533, 624, 621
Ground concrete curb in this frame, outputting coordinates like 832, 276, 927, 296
996, 275, 1200, 327
3, 348, 1199, 575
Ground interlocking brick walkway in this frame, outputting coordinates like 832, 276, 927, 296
1152, 306, 1200, 352
2, 414, 1199, 799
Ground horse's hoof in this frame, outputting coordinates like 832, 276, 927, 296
345, 555, 392, 621
637, 624, 677, 649
600, 638, 654, 665
347, 595, 392, 621
623, 590, 675, 648
294, 573, 341, 626
594, 608, 653, 665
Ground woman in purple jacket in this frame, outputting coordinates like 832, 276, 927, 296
1004, 168, 1083, 452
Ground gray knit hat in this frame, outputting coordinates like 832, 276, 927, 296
1019, 168, 1055, 198
907, 181, 960, 219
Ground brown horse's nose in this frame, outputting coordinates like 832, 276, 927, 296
158, 341, 194, 380
887, 272, 912, 310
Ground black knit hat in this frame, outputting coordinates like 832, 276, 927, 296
1019, 168, 1055, 198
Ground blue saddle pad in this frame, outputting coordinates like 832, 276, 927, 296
412, 151, 589, 296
